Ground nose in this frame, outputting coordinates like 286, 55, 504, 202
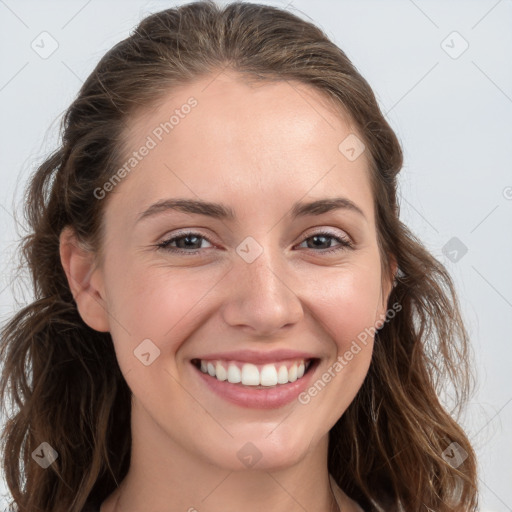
220, 246, 304, 338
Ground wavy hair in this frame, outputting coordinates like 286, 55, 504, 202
0, 1, 478, 510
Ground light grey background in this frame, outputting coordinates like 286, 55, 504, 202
1, 0, 511, 510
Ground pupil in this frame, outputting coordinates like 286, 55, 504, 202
181, 235, 199, 248
310, 235, 328, 249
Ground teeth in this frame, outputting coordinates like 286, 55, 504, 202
215, 361, 227, 381
196, 358, 312, 387
277, 365, 288, 384
227, 364, 241, 383
288, 363, 297, 382
241, 363, 260, 385
260, 364, 278, 386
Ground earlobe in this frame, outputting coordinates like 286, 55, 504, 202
388, 256, 399, 296
375, 255, 399, 327
59, 226, 110, 332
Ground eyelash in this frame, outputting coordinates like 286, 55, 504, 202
155, 230, 354, 256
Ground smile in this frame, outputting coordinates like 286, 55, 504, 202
192, 358, 313, 387
190, 357, 320, 408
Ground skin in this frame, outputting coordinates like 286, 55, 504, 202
60, 71, 396, 512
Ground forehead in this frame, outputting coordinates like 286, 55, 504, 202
108, 71, 374, 226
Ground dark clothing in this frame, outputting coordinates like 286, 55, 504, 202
82, 503, 100, 512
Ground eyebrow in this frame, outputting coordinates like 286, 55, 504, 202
135, 196, 367, 224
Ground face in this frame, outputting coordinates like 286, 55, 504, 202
81, 71, 394, 471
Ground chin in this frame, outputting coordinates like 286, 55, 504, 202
200, 428, 316, 472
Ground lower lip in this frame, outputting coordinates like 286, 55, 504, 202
191, 360, 319, 409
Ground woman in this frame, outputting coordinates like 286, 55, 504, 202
0, 1, 478, 511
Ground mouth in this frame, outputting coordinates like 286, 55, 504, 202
191, 357, 317, 387
190, 357, 321, 408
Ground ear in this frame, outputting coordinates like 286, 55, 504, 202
375, 254, 398, 327
59, 226, 110, 332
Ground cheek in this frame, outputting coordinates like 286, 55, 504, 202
103, 255, 226, 362
310, 260, 383, 347
299, 264, 382, 413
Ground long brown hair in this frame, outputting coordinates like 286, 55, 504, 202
0, 1, 478, 510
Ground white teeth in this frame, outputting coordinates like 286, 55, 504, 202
241, 363, 260, 386
260, 364, 278, 386
196, 358, 312, 387
277, 365, 288, 384
227, 363, 241, 383
215, 361, 227, 381
288, 363, 297, 382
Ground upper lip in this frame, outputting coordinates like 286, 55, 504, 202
192, 349, 318, 364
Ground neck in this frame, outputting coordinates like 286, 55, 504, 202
104, 401, 344, 512
110, 474, 341, 512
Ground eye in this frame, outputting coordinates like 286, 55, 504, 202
155, 231, 214, 255
296, 230, 354, 254
155, 229, 354, 256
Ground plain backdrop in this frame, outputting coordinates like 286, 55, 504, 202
0, 0, 511, 510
